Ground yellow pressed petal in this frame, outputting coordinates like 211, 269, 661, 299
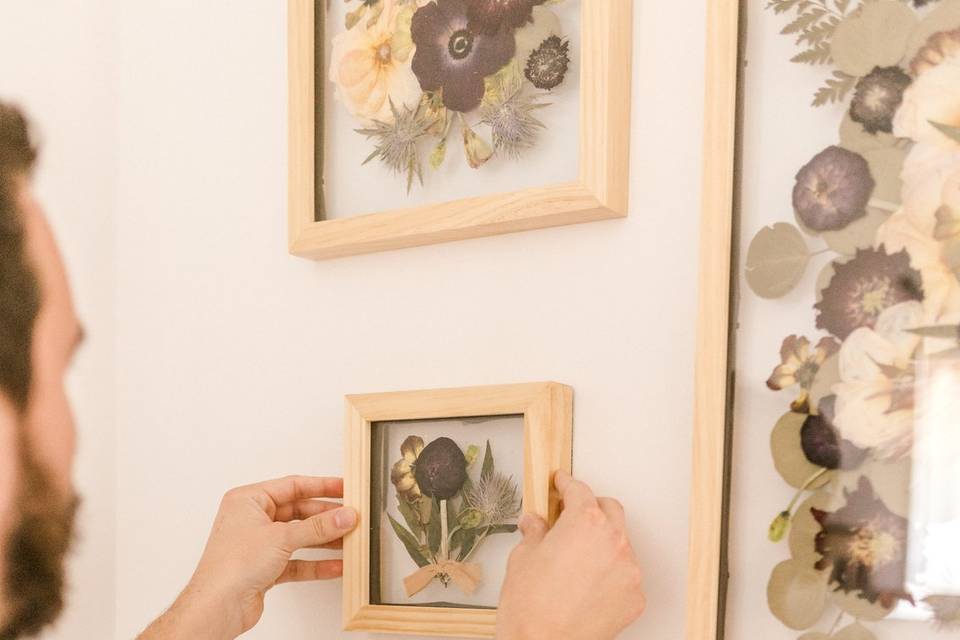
339, 48, 376, 89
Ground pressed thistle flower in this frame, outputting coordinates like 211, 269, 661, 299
356, 99, 436, 192
480, 85, 547, 158
464, 472, 520, 526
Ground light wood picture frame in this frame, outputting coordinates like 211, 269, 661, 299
685, 2, 740, 638
688, 0, 960, 637
288, 0, 633, 260
343, 382, 573, 637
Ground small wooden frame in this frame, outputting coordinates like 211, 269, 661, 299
343, 382, 573, 637
288, 0, 633, 260
684, 1, 741, 640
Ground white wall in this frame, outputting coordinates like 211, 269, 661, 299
0, 2, 118, 638
7, 0, 709, 637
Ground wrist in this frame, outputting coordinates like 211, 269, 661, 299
139, 581, 242, 640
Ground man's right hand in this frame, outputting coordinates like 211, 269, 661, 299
496, 471, 646, 640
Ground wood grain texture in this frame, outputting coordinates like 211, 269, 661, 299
342, 382, 573, 637
685, 1, 741, 640
287, 0, 633, 260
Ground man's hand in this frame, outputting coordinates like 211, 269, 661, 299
139, 476, 357, 640
496, 471, 645, 640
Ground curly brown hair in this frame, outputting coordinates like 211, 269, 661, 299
0, 102, 40, 413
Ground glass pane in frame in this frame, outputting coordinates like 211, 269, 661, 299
724, 1, 960, 637
370, 415, 523, 608
315, 0, 582, 221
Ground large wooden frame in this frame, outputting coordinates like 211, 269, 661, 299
288, 0, 633, 260
685, 1, 741, 639
342, 382, 573, 637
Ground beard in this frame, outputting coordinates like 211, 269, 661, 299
0, 439, 78, 640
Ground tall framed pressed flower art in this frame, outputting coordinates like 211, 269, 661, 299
342, 382, 572, 637
288, 0, 632, 260
689, 1, 960, 639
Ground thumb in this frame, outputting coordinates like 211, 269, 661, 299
286, 506, 358, 550
518, 512, 548, 545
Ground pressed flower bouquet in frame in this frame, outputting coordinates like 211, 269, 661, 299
341, 383, 572, 637
288, 0, 632, 260
689, 1, 960, 640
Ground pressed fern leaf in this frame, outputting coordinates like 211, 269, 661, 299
812, 70, 857, 106
791, 42, 833, 65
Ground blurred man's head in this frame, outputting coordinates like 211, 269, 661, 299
0, 103, 80, 639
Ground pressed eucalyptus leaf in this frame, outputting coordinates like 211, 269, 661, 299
833, 622, 876, 640
829, 589, 894, 621
767, 559, 831, 630
830, 1, 917, 77
863, 147, 907, 206
821, 208, 890, 257
788, 491, 836, 567
772, 412, 833, 489
798, 633, 831, 640
746, 223, 812, 298
839, 113, 899, 154
387, 513, 430, 567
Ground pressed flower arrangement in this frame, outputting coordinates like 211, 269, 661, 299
342, 383, 572, 637
288, 0, 633, 260
691, 1, 960, 639
328, 0, 575, 191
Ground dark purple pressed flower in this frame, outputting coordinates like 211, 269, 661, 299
812, 476, 913, 609
411, 0, 516, 113
815, 247, 924, 340
414, 437, 467, 499
801, 396, 869, 470
524, 35, 570, 90
467, 0, 545, 34
850, 67, 912, 135
793, 146, 875, 232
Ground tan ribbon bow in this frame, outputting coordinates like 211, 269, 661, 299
403, 560, 483, 598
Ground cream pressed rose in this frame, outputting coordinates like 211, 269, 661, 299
329, 0, 422, 123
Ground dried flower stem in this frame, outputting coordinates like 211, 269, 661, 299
440, 500, 450, 560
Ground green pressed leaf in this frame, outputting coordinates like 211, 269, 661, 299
767, 560, 830, 630
812, 70, 857, 107
833, 622, 876, 640
798, 633, 831, 640
456, 529, 479, 561
481, 440, 495, 481
904, 0, 960, 63
387, 513, 430, 567
821, 208, 890, 257
930, 121, 960, 145
745, 223, 811, 298
771, 412, 832, 490
464, 444, 480, 467
397, 499, 423, 536
427, 497, 442, 555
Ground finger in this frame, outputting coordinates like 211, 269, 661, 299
554, 470, 597, 512
275, 559, 343, 584
303, 538, 343, 551
285, 506, 358, 550
517, 513, 548, 546
274, 499, 342, 523
598, 497, 626, 527
236, 476, 343, 517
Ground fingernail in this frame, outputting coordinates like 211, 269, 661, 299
335, 507, 357, 529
